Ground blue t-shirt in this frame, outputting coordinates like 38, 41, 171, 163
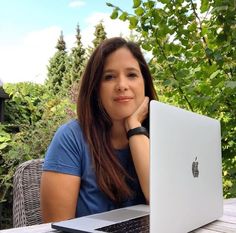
43, 119, 145, 217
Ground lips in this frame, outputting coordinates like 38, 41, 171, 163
114, 96, 133, 102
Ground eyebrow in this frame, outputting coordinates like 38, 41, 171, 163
103, 69, 115, 74
103, 67, 140, 73
126, 67, 140, 72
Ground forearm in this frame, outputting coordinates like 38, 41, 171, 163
128, 134, 150, 203
125, 96, 150, 202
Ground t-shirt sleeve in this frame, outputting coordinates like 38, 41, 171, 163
43, 121, 84, 176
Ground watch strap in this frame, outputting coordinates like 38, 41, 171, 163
127, 126, 149, 139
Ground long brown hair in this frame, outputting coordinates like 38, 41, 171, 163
77, 37, 157, 203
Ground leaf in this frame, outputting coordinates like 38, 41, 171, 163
212, 6, 228, 13
106, 2, 114, 7
129, 16, 138, 29
176, 69, 189, 78
200, 0, 209, 13
205, 48, 213, 58
211, 76, 224, 87
144, 1, 155, 9
135, 7, 145, 16
142, 43, 152, 51
133, 0, 141, 8
110, 9, 118, 19
209, 70, 221, 80
192, 44, 202, 53
0, 136, 10, 143
214, 52, 223, 62
119, 12, 128, 21
163, 79, 171, 86
0, 143, 8, 150
159, 0, 169, 4
188, 22, 197, 31
200, 25, 208, 37
167, 56, 176, 63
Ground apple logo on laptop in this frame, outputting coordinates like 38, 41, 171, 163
192, 156, 199, 178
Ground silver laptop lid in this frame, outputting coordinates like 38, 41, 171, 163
150, 100, 223, 233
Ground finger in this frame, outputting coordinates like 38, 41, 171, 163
136, 97, 149, 122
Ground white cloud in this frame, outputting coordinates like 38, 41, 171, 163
69, 0, 85, 8
0, 26, 62, 84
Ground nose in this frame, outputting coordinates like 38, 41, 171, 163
115, 76, 128, 92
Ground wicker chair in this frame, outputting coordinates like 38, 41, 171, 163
13, 159, 44, 227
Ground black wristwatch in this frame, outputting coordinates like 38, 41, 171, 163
127, 126, 149, 139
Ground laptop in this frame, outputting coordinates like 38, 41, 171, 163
51, 100, 223, 233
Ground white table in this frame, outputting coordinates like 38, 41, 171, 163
1, 199, 236, 233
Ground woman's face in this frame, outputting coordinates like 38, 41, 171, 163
99, 47, 145, 122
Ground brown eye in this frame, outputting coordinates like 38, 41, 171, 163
103, 74, 114, 80
128, 72, 138, 78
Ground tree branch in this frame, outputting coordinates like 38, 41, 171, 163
190, 0, 212, 66
153, 31, 194, 112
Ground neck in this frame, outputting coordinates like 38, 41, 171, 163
111, 120, 128, 149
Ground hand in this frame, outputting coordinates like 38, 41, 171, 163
125, 96, 150, 131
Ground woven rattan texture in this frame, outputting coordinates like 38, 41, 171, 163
13, 159, 44, 227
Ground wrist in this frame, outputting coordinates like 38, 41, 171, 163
127, 126, 149, 139
125, 119, 141, 132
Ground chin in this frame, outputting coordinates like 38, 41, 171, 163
112, 112, 134, 121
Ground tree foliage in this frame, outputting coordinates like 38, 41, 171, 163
92, 21, 107, 48
108, 0, 236, 197
0, 82, 75, 228
65, 24, 86, 89
45, 31, 68, 95
4, 82, 45, 125
87, 21, 107, 55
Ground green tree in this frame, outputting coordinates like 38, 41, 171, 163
45, 31, 68, 95
108, 0, 236, 197
1, 81, 76, 228
87, 21, 107, 55
64, 24, 86, 89
92, 21, 107, 48
4, 82, 45, 125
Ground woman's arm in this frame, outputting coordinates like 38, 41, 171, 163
125, 97, 150, 203
40, 171, 81, 223
128, 133, 150, 203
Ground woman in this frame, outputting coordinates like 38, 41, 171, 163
40, 37, 157, 222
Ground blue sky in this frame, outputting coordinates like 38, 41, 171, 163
0, 0, 133, 84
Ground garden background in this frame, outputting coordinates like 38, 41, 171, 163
0, 0, 235, 229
